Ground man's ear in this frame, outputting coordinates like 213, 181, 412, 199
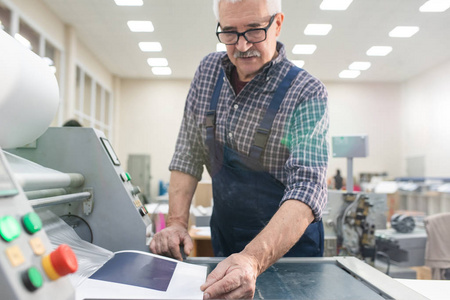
275, 13, 284, 37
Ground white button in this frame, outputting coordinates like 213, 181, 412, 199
233, 104, 239, 109
228, 132, 233, 138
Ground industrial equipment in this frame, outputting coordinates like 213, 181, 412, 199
187, 256, 427, 300
323, 190, 387, 262
6, 127, 153, 253
0, 149, 77, 299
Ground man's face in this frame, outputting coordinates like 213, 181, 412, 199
218, 0, 284, 82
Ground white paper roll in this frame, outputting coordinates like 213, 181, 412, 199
0, 30, 59, 149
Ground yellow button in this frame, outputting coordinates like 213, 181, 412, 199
5, 245, 25, 267
42, 254, 60, 281
29, 237, 46, 256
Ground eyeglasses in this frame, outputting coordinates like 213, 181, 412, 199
216, 14, 276, 45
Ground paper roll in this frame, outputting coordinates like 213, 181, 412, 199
0, 30, 59, 149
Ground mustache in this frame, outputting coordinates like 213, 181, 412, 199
233, 49, 261, 58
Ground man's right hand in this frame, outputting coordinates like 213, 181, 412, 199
149, 224, 193, 261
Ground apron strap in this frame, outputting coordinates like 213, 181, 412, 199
206, 66, 301, 161
205, 68, 225, 159
249, 66, 301, 160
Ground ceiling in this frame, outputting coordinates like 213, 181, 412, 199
40, 0, 450, 82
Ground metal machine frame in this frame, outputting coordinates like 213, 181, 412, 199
187, 256, 428, 299
7, 127, 152, 252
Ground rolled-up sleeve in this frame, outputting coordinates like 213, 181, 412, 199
280, 80, 329, 222
169, 67, 206, 181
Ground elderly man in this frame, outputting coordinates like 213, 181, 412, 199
150, 0, 329, 298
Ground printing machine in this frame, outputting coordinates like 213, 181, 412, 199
187, 256, 427, 300
5, 127, 153, 253
0, 148, 76, 300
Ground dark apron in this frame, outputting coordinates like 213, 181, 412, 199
205, 67, 323, 257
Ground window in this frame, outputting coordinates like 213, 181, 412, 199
17, 19, 39, 54
0, 3, 11, 33
44, 40, 60, 76
75, 66, 114, 139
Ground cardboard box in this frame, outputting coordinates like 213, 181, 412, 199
193, 182, 212, 207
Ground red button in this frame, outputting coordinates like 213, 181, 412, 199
50, 244, 78, 276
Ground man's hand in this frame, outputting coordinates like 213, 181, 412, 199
149, 224, 193, 261
200, 253, 260, 299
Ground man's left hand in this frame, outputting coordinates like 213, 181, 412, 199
200, 253, 260, 299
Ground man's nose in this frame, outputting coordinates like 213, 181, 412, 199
235, 35, 252, 53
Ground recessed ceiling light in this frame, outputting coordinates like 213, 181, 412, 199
339, 70, 361, 79
114, 0, 143, 6
366, 46, 392, 56
147, 58, 168, 67
389, 26, 419, 38
349, 62, 371, 70
127, 21, 154, 32
419, 0, 450, 12
320, 0, 353, 10
292, 60, 305, 68
304, 24, 332, 36
292, 44, 317, 55
152, 67, 172, 76
216, 43, 226, 52
139, 42, 162, 52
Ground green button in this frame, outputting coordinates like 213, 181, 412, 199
126, 173, 131, 181
22, 212, 42, 234
0, 216, 21, 242
22, 267, 43, 291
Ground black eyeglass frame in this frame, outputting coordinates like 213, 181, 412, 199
216, 14, 277, 45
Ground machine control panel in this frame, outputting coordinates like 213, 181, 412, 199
0, 150, 76, 300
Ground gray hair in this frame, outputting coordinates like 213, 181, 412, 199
213, 0, 282, 21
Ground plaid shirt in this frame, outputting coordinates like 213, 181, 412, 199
169, 42, 329, 221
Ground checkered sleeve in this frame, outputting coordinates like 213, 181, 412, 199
168, 66, 207, 181
281, 78, 330, 222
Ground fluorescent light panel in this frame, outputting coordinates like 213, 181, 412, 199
320, 0, 353, 10
152, 67, 172, 76
349, 62, 371, 70
304, 24, 332, 36
389, 26, 419, 38
127, 21, 154, 32
292, 44, 317, 55
147, 58, 168, 67
139, 42, 162, 52
339, 70, 360, 79
419, 0, 450, 12
292, 60, 305, 68
114, 0, 143, 6
366, 46, 392, 56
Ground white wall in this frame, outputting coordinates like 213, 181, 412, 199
325, 82, 403, 181
117, 79, 191, 198
401, 60, 450, 177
